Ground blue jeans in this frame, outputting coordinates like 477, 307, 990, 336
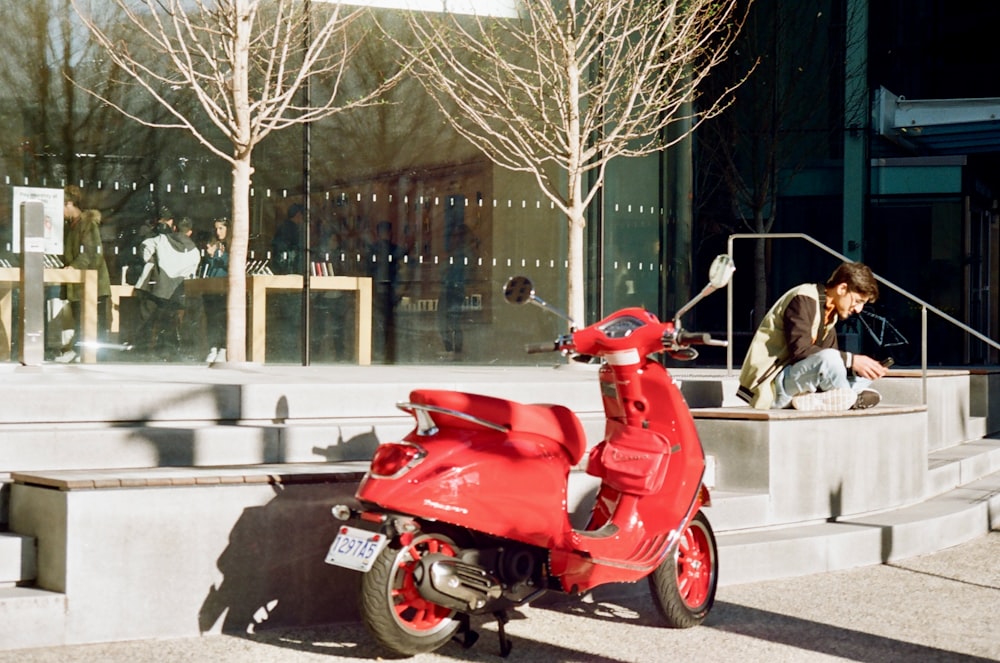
773, 348, 872, 409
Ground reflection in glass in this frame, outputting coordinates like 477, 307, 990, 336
0, 4, 675, 367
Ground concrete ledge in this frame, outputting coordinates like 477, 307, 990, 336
876, 373, 986, 450
694, 405, 929, 526
11, 463, 369, 491
9, 463, 369, 648
692, 403, 926, 419
970, 370, 1000, 435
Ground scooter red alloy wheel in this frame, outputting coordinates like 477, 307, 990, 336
358, 532, 462, 656
648, 510, 718, 628
676, 517, 713, 608
391, 536, 457, 631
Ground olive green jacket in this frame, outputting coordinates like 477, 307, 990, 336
737, 283, 846, 409
64, 216, 111, 302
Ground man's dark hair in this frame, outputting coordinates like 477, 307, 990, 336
155, 221, 172, 235
178, 217, 193, 234
64, 185, 82, 208
826, 262, 879, 302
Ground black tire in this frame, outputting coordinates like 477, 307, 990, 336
358, 533, 460, 656
648, 510, 718, 628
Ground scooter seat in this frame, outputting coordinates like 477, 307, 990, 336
407, 389, 588, 466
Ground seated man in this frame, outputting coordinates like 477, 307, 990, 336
738, 262, 890, 411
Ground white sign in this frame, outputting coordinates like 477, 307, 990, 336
12, 187, 64, 255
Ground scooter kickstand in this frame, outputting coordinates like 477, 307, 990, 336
494, 610, 513, 657
452, 613, 479, 649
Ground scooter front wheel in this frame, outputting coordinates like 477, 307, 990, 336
358, 532, 461, 656
648, 510, 718, 628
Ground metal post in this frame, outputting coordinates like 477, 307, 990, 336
921, 305, 928, 404
19, 201, 45, 366
301, 0, 312, 366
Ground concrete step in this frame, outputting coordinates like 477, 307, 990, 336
3, 460, 999, 651
0, 586, 67, 649
716, 469, 1000, 585
0, 417, 609, 478
0, 364, 607, 427
703, 490, 772, 531
927, 435, 1000, 496
0, 532, 35, 585
876, 371, 984, 450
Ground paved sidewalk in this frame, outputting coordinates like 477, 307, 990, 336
6, 530, 997, 663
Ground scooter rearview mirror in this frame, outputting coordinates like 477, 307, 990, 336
503, 275, 534, 305
708, 254, 736, 289
673, 254, 736, 326
503, 275, 577, 328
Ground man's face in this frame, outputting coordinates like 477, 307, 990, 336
64, 201, 80, 222
832, 283, 869, 320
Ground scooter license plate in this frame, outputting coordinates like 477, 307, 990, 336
324, 526, 389, 573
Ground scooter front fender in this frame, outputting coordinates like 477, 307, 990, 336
356, 428, 574, 549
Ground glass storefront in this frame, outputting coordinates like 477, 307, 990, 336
0, 2, 675, 366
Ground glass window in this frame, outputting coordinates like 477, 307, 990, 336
0, 3, 673, 366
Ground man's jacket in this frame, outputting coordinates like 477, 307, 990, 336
135, 231, 200, 301
737, 283, 846, 409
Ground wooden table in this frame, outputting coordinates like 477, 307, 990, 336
0, 267, 98, 363
182, 274, 373, 365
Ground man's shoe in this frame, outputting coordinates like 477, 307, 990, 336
851, 388, 882, 410
206, 347, 218, 363
791, 387, 857, 412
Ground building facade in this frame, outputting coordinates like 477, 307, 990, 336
0, 1, 996, 367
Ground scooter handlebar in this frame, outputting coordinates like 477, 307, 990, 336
669, 330, 729, 348
525, 340, 559, 354
675, 331, 725, 346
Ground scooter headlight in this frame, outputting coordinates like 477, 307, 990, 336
369, 442, 427, 479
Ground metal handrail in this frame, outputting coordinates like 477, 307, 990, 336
725, 233, 1000, 404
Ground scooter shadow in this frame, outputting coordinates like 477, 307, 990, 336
237, 607, 631, 662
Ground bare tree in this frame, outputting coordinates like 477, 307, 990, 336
0, 1, 166, 199
392, 1, 747, 325
696, 1, 857, 328
71, 0, 404, 362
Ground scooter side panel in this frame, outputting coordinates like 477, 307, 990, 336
551, 362, 707, 592
356, 429, 573, 549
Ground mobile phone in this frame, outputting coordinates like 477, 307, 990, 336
880, 357, 895, 369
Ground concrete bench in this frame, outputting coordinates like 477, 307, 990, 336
7, 463, 369, 648
692, 404, 929, 527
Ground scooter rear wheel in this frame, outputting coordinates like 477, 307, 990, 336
648, 510, 718, 628
358, 533, 461, 656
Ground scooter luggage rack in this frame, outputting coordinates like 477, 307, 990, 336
397, 401, 510, 436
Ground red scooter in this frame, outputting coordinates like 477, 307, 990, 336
326, 255, 736, 657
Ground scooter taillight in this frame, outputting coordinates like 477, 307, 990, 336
369, 442, 426, 479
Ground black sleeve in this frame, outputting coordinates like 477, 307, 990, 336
783, 294, 822, 363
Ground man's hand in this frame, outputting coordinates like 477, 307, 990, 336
852, 354, 889, 381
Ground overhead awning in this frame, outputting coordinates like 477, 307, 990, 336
874, 86, 1000, 155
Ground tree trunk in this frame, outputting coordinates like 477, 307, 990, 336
225, 0, 253, 364
567, 207, 586, 328
752, 231, 767, 329
226, 157, 251, 363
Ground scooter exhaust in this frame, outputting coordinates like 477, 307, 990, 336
415, 553, 503, 612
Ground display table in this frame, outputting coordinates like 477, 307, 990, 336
182, 274, 373, 365
0, 267, 98, 363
